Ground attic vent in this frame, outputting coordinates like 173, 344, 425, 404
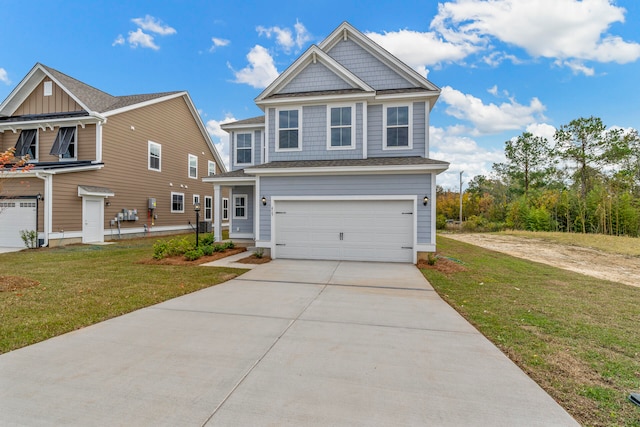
44, 81, 52, 97
343, 28, 348, 41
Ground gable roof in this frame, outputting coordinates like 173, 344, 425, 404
254, 22, 439, 106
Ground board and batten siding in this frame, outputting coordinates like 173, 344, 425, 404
278, 62, 354, 94
326, 38, 414, 90
259, 174, 432, 243
13, 79, 84, 115
367, 102, 426, 158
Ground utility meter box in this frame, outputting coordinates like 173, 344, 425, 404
148, 198, 156, 209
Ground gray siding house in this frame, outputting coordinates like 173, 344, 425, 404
205, 22, 448, 263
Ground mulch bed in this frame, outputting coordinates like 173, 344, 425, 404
235, 255, 272, 264
417, 256, 467, 274
137, 247, 246, 266
0, 276, 40, 292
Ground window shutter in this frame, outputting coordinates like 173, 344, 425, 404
14, 129, 37, 157
50, 127, 75, 156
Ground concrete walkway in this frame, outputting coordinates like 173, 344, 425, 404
0, 260, 578, 426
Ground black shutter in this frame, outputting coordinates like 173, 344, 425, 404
14, 129, 37, 157
50, 127, 75, 156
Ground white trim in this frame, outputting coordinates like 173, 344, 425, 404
270, 195, 418, 264
102, 91, 187, 117
255, 176, 261, 241
382, 103, 413, 150
171, 192, 185, 213
430, 172, 437, 246
264, 116, 270, 163
326, 103, 356, 150
193, 194, 200, 206
0, 115, 104, 134
188, 154, 198, 179
425, 101, 430, 158
229, 232, 254, 239
234, 131, 254, 166
232, 194, 248, 219
207, 160, 216, 176
275, 107, 302, 152
58, 125, 78, 161
415, 243, 436, 252
244, 163, 449, 176
148, 141, 161, 172
204, 195, 213, 221
202, 177, 257, 186
222, 197, 229, 221
96, 121, 103, 163
362, 101, 368, 159
213, 185, 222, 243
81, 196, 105, 244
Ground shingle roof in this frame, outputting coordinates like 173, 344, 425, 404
248, 157, 449, 169
221, 116, 265, 128
40, 64, 182, 114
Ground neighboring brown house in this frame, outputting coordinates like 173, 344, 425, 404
0, 63, 226, 248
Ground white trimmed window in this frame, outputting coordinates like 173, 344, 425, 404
235, 133, 253, 165
204, 196, 212, 221
171, 192, 184, 213
277, 109, 301, 151
208, 160, 216, 176
50, 126, 76, 160
383, 104, 412, 149
14, 129, 38, 161
233, 195, 247, 219
327, 105, 355, 149
188, 154, 198, 178
222, 198, 229, 221
193, 194, 200, 206
148, 141, 161, 171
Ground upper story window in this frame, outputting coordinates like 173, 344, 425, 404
50, 126, 76, 160
188, 154, 198, 179
277, 109, 300, 151
328, 105, 355, 149
171, 192, 185, 213
148, 141, 161, 171
208, 160, 216, 176
14, 129, 38, 161
235, 133, 253, 165
383, 105, 412, 150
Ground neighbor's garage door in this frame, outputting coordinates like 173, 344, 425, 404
0, 199, 37, 248
274, 200, 413, 263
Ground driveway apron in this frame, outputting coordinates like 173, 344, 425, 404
0, 260, 578, 426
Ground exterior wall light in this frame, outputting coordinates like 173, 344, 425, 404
423, 196, 429, 206
261, 196, 267, 206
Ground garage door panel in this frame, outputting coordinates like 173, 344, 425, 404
0, 200, 37, 248
275, 200, 414, 263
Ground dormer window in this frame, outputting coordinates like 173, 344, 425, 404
14, 129, 38, 161
277, 109, 300, 151
50, 127, 76, 160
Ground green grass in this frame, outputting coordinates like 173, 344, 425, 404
422, 235, 640, 427
0, 233, 245, 354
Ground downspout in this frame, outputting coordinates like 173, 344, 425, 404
34, 172, 52, 247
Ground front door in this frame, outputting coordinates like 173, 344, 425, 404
82, 197, 104, 243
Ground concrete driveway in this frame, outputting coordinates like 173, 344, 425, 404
0, 260, 578, 426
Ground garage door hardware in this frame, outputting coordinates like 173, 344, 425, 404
276, 243, 286, 246
276, 211, 287, 214
402, 246, 413, 249
402, 212, 413, 215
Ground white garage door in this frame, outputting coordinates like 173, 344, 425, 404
274, 200, 414, 263
0, 199, 37, 248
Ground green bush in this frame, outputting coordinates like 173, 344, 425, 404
223, 241, 235, 250
212, 244, 224, 252
183, 248, 203, 261
201, 245, 214, 256
19, 229, 38, 249
153, 237, 194, 260
200, 233, 215, 246
436, 214, 448, 230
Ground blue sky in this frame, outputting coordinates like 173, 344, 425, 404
1, 0, 639, 189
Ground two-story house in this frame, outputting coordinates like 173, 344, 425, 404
205, 22, 449, 263
0, 63, 226, 248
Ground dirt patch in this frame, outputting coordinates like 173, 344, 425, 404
137, 248, 246, 266
444, 233, 640, 288
0, 276, 40, 292
236, 255, 272, 264
417, 256, 467, 274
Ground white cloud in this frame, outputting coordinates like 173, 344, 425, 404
440, 86, 546, 134
525, 122, 557, 142
210, 37, 230, 52
112, 34, 125, 47
430, 126, 505, 190
206, 115, 237, 170
557, 59, 595, 76
431, 0, 640, 69
257, 20, 310, 53
230, 45, 279, 89
365, 29, 481, 74
131, 15, 176, 35
0, 68, 10, 85
128, 29, 159, 50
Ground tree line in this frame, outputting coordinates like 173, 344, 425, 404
437, 116, 640, 237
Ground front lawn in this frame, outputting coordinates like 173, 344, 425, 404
0, 234, 246, 354
421, 236, 640, 427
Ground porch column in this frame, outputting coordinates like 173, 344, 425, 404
214, 184, 222, 242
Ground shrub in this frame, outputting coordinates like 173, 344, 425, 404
201, 245, 214, 256
254, 248, 264, 259
200, 233, 215, 246
212, 244, 224, 252
223, 241, 235, 250
426, 253, 437, 266
152, 241, 169, 260
153, 237, 194, 260
183, 248, 203, 261
19, 229, 38, 249
436, 214, 448, 230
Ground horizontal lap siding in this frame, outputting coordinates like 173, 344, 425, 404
260, 174, 432, 243
279, 62, 353, 93
230, 185, 254, 234
367, 102, 426, 158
